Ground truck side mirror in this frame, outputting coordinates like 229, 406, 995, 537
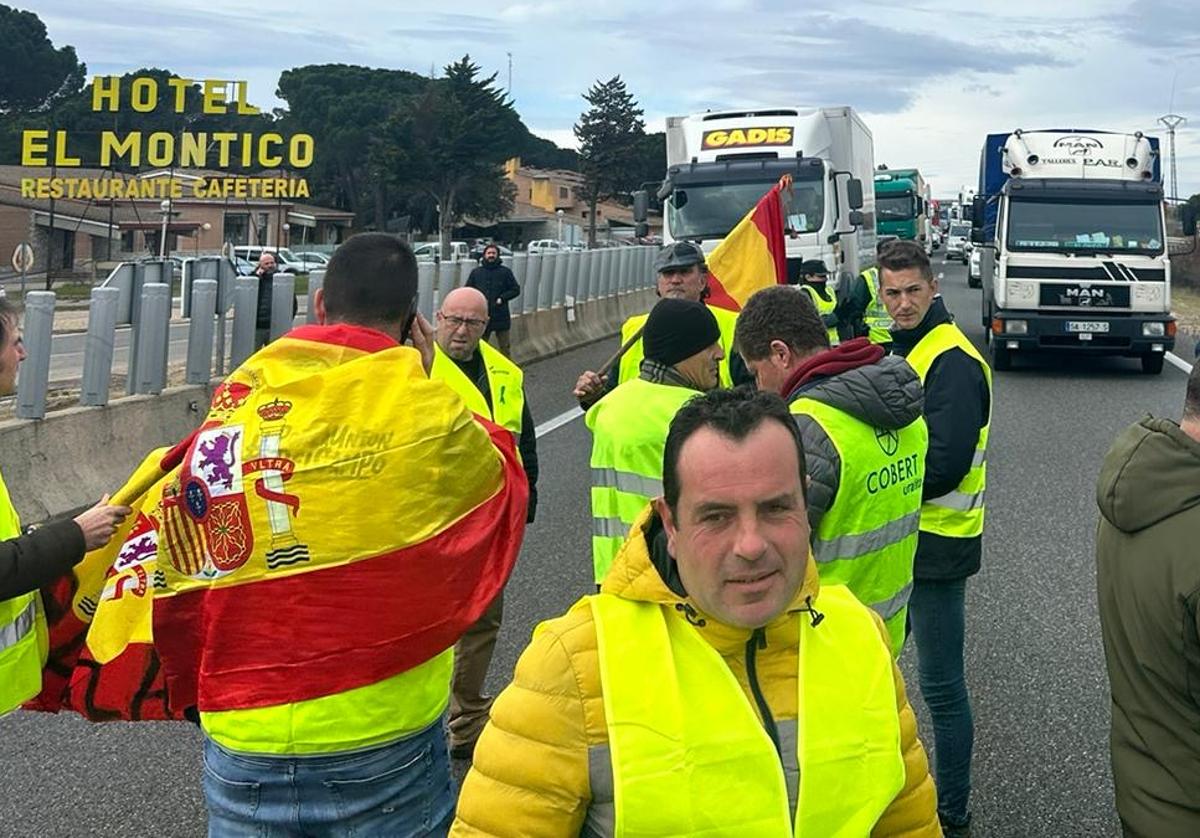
635, 222, 649, 238
1183, 204, 1198, 237
847, 178, 864, 210
971, 196, 984, 228
970, 229, 984, 244
848, 210, 864, 228
633, 190, 649, 223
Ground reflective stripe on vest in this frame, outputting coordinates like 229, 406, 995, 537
591, 585, 905, 836
0, 470, 48, 715
616, 306, 739, 388
800, 283, 840, 347
861, 268, 894, 345
904, 323, 992, 539
790, 397, 927, 656
585, 379, 698, 583
430, 342, 525, 435
201, 648, 454, 755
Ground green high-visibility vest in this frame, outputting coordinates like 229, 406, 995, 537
590, 585, 905, 836
616, 305, 738, 388
0, 471, 48, 716
800, 283, 840, 347
585, 378, 698, 584
905, 323, 992, 538
861, 268, 894, 345
789, 397, 928, 656
430, 341, 525, 435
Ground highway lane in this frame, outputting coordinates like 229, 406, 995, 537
0, 265, 1190, 836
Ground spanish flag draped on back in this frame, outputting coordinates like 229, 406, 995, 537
702, 175, 792, 312
30, 323, 527, 719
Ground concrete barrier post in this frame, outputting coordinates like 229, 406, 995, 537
417, 261, 436, 322
14, 291, 54, 420
508, 253, 528, 314
436, 260, 458, 310
522, 254, 541, 314
306, 270, 324, 325
131, 283, 170, 395
230, 276, 259, 369
538, 252, 556, 310
269, 273, 296, 340
185, 279, 218, 385
80, 286, 119, 407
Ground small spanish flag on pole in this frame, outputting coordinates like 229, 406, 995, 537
704, 174, 792, 311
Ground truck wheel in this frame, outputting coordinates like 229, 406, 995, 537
991, 339, 1012, 371
1141, 353, 1165, 375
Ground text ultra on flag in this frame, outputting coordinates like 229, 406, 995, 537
703, 176, 791, 311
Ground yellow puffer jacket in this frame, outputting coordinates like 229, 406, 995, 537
452, 507, 941, 837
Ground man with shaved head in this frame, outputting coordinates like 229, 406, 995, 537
432, 285, 538, 764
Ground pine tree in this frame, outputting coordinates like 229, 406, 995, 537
574, 77, 645, 247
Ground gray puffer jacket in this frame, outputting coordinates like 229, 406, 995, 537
786, 354, 924, 530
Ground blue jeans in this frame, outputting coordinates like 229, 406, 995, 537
203, 720, 456, 837
908, 577, 973, 825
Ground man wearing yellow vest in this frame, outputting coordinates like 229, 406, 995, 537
573, 241, 744, 409
585, 298, 723, 585
796, 259, 841, 347
0, 297, 131, 716
838, 244, 895, 350
735, 284, 928, 657
453, 388, 940, 837
431, 286, 538, 763
880, 239, 991, 838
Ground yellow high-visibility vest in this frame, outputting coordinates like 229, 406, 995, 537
905, 323, 992, 538
430, 341, 525, 435
800, 283, 840, 347
591, 585, 906, 836
861, 268, 894, 345
0, 471, 48, 715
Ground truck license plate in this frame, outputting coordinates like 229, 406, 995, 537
1066, 321, 1109, 333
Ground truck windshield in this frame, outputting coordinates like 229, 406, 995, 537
1007, 199, 1163, 254
667, 180, 824, 240
876, 194, 916, 221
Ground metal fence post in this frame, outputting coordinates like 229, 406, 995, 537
269, 273, 296, 340
214, 257, 237, 376
130, 283, 170, 395
436, 259, 458, 310
306, 269, 324, 325
508, 253, 528, 315
584, 250, 598, 301
15, 291, 54, 419
564, 250, 582, 302
522, 253, 541, 314
80, 286, 120, 406
417, 261, 436, 322
185, 279, 218, 385
602, 249, 616, 296
551, 251, 568, 307
230, 276, 259, 369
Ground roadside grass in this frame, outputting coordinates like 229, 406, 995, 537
1173, 285, 1200, 334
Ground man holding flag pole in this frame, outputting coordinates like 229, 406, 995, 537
573, 174, 797, 408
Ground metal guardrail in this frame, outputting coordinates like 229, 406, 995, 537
6, 246, 658, 419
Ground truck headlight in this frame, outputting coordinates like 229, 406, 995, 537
1005, 319, 1029, 335
1142, 322, 1166, 337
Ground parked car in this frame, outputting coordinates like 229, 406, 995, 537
527, 239, 565, 254
413, 241, 471, 261
468, 242, 514, 261
233, 245, 310, 273
944, 223, 972, 263
968, 246, 982, 288
290, 251, 331, 271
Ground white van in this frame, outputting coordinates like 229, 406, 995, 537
527, 239, 564, 254
233, 246, 307, 273
412, 241, 471, 261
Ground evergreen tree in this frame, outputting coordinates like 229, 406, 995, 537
574, 77, 645, 247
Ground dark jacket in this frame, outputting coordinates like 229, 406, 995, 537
466, 260, 521, 332
452, 351, 538, 523
783, 341, 924, 531
0, 517, 86, 600
891, 297, 990, 580
836, 272, 872, 341
254, 269, 298, 331
1096, 417, 1200, 838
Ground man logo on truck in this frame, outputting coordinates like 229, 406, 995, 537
1053, 136, 1103, 156
701, 127, 793, 150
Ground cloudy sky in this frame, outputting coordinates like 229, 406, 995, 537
29, 0, 1200, 197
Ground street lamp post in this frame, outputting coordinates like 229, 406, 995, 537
282, 222, 290, 250
556, 208, 564, 243
158, 199, 172, 259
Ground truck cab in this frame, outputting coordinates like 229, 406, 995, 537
636, 107, 875, 288
975, 129, 1174, 373
875, 168, 932, 254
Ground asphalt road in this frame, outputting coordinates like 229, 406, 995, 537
0, 261, 1191, 836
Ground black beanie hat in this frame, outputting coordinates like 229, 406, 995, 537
643, 299, 721, 366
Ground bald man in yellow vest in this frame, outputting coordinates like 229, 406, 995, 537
432, 286, 538, 763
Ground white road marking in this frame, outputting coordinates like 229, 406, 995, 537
1166, 351, 1193, 374
535, 406, 584, 438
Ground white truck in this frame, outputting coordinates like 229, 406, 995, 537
974, 129, 1174, 374
633, 106, 876, 286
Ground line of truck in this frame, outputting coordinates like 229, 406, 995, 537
631, 107, 1184, 374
